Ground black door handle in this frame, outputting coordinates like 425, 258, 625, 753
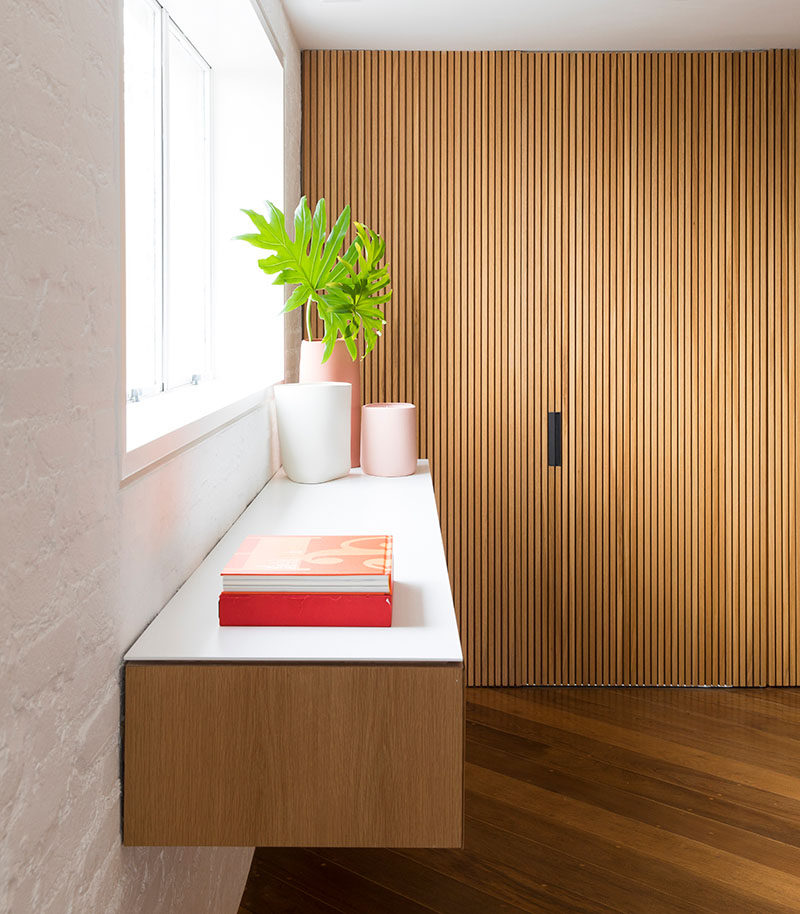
548, 411, 562, 467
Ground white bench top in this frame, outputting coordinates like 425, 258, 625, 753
124, 460, 464, 663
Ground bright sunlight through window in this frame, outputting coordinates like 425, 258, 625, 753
123, 0, 284, 461
124, 0, 211, 398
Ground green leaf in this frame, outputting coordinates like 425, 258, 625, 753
308, 199, 326, 264
238, 198, 391, 361
319, 222, 392, 358
342, 333, 358, 360
318, 205, 352, 278
235, 232, 271, 249
282, 285, 309, 313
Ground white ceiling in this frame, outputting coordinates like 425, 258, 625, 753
280, 0, 800, 51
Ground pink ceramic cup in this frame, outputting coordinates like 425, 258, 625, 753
361, 403, 418, 477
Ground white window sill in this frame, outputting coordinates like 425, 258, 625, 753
121, 376, 279, 483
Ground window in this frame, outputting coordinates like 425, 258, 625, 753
124, 0, 211, 399
122, 0, 284, 469
123, 0, 161, 397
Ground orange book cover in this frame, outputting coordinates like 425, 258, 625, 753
221, 534, 393, 588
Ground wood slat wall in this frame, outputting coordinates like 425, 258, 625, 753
302, 50, 800, 686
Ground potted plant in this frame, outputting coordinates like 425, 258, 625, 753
238, 197, 392, 466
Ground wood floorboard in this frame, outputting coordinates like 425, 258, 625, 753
617, 688, 800, 744
493, 687, 800, 772
467, 689, 800, 797
465, 700, 800, 832
392, 843, 623, 914
467, 732, 800, 875
238, 867, 344, 914
463, 795, 741, 914
461, 813, 732, 914
467, 716, 800, 848
241, 687, 800, 913
245, 849, 439, 914
536, 688, 800, 773
313, 847, 534, 914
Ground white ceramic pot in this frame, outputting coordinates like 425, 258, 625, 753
274, 382, 351, 484
299, 339, 362, 467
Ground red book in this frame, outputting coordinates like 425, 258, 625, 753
219, 534, 393, 626
218, 591, 392, 627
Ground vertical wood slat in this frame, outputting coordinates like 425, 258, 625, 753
301, 50, 800, 687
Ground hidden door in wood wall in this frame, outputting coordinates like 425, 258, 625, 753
302, 50, 800, 686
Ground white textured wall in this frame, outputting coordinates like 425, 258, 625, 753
0, 0, 300, 911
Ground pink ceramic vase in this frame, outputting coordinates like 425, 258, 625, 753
298, 339, 362, 467
361, 403, 418, 477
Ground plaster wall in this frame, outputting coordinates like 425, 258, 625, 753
0, 0, 300, 910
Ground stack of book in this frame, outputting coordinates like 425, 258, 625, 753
218, 534, 393, 626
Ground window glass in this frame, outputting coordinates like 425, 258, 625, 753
123, 0, 161, 396
164, 23, 211, 388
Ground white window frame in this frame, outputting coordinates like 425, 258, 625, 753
125, 0, 213, 403
161, 10, 213, 393
119, 0, 286, 483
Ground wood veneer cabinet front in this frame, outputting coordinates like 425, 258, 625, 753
123, 662, 464, 847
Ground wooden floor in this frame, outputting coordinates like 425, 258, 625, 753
239, 687, 800, 913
